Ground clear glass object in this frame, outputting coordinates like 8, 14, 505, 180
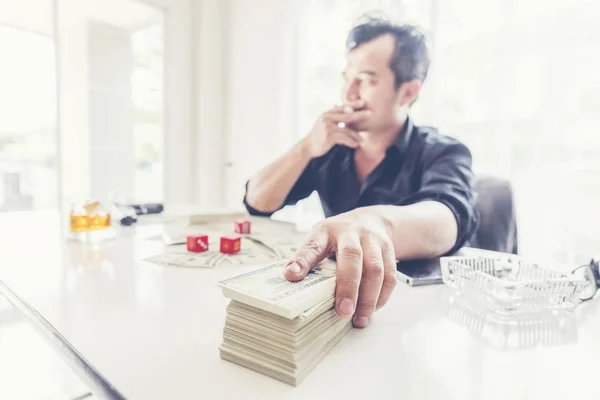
441, 254, 591, 314
571, 259, 600, 301
67, 201, 115, 242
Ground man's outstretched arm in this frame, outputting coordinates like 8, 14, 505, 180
282, 201, 457, 329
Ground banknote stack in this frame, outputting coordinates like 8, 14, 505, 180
217, 259, 352, 386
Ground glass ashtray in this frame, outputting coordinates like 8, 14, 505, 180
440, 254, 589, 314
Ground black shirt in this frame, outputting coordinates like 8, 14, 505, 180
243, 117, 479, 254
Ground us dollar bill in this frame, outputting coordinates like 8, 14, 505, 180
217, 259, 337, 319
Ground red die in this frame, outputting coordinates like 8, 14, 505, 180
220, 236, 241, 254
187, 235, 209, 252
234, 220, 251, 234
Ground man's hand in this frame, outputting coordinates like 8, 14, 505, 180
283, 208, 398, 329
302, 101, 372, 158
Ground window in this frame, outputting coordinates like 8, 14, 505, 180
0, 23, 57, 212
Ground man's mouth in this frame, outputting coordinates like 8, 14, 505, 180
343, 104, 368, 113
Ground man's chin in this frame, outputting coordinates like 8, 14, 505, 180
351, 122, 370, 132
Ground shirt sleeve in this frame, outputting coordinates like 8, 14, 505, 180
243, 159, 319, 217
397, 139, 479, 254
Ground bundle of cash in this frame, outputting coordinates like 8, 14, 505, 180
217, 260, 351, 386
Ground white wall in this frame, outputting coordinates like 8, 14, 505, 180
191, 0, 300, 209
148, 0, 194, 205
193, 0, 229, 207
223, 0, 299, 209
57, 0, 91, 204
87, 22, 134, 202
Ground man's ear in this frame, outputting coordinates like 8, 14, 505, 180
397, 79, 422, 107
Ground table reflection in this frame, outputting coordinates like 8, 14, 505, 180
0, 288, 94, 399
444, 289, 578, 350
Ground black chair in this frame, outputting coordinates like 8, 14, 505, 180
470, 175, 518, 254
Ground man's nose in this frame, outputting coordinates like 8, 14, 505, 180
343, 78, 360, 102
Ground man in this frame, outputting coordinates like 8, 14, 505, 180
243, 18, 478, 328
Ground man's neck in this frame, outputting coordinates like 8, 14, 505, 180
358, 118, 407, 157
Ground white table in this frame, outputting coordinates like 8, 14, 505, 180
0, 211, 599, 400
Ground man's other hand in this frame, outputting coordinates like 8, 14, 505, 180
283, 208, 398, 329
302, 101, 372, 158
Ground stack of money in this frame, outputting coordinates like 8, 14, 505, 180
217, 260, 352, 386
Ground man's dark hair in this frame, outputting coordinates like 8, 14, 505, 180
346, 17, 430, 89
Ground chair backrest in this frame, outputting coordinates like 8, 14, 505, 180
471, 175, 518, 254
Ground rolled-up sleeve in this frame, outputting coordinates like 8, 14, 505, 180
243, 160, 319, 217
398, 140, 479, 253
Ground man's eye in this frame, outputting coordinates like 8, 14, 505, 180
358, 74, 375, 86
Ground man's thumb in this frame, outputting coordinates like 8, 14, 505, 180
283, 230, 330, 281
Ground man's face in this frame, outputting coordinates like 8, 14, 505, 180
342, 34, 403, 132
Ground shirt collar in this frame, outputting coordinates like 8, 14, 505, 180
391, 116, 414, 155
